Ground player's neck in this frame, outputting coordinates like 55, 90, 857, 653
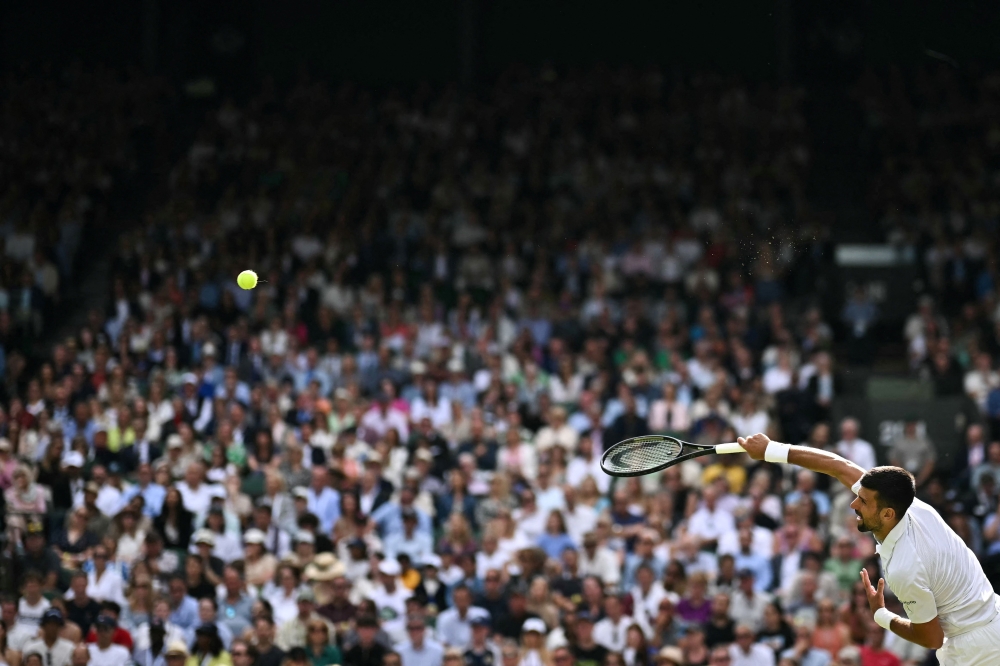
873, 517, 901, 543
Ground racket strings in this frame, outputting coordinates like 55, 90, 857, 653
602, 436, 683, 475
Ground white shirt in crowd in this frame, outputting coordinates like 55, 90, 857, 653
88, 643, 132, 666
578, 547, 622, 586
16, 597, 50, 630
176, 481, 225, 515
852, 480, 999, 638
717, 526, 774, 559
65, 569, 127, 606
593, 614, 642, 652
728, 641, 776, 666
369, 583, 413, 644
687, 505, 736, 544
836, 438, 877, 472
566, 457, 609, 493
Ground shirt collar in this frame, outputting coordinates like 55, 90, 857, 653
874, 511, 909, 560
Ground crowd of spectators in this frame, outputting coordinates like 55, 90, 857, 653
0, 62, 994, 666
0, 65, 170, 377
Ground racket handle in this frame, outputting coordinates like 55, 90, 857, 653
715, 442, 746, 455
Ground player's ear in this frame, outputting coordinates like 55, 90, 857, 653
881, 506, 896, 522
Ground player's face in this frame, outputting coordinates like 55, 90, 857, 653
850, 487, 884, 534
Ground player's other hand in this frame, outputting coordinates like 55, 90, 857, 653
861, 568, 886, 613
736, 433, 771, 461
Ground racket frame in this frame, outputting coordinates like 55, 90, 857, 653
600, 435, 744, 477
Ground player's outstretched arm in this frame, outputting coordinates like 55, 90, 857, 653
737, 433, 866, 490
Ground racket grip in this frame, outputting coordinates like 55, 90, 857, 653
715, 442, 746, 455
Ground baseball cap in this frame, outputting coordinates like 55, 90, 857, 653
243, 528, 266, 545
167, 434, 184, 449
62, 451, 85, 468
575, 611, 595, 624
378, 559, 401, 576
737, 568, 755, 578
193, 529, 216, 546
26, 520, 45, 536
421, 554, 442, 569
292, 487, 310, 500
195, 623, 219, 636
296, 589, 316, 603
95, 615, 117, 629
522, 618, 547, 634
165, 641, 190, 658
295, 531, 316, 545
471, 615, 491, 628
41, 608, 64, 625
655, 646, 684, 665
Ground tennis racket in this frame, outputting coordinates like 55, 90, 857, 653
600, 435, 746, 477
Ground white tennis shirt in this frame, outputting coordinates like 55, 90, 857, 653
853, 480, 998, 637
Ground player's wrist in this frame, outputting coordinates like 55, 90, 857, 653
873, 607, 897, 630
764, 441, 791, 464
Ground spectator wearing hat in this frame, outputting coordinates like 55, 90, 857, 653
23, 608, 75, 666
89, 614, 132, 666
252, 499, 293, 560
190, 529, 226, 584
243, 528, 278, 587
653, 646, 684, 666
370, 559, 412, 644
435, 585, 488, 650
463, 614, 501, 666
516, 619, 550, 666
191, 623, 232, 666
396, 614, 444, 666
276, 588, 335, 652
163, 639, 191, 666
343, 615, 389, 666
318, 565, 358, 635
16, 521, 61, 590
569, 613, 607, 666
412, 556, 448, 615
84, 601, 134, 649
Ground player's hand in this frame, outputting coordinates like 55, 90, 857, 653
861, 568, 886, 613
736, 433, 771, 461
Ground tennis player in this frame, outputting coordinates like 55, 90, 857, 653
736, 432, 1000, 665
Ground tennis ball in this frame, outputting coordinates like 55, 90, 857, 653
237, 270, 258, 290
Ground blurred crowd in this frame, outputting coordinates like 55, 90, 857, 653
0, 63, 994, 666
0, 65, 170, 374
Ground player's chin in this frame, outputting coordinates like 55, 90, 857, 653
856, 520, 871, 533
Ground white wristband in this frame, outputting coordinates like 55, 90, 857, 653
764, 442, 791, 464
873, 607, 897, 630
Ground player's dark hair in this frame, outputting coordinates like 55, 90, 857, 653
860, 466, 916, 517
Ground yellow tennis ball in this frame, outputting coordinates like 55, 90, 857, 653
237, 270, 258, 290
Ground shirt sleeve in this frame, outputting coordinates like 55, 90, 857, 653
890, 567, 939, 625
